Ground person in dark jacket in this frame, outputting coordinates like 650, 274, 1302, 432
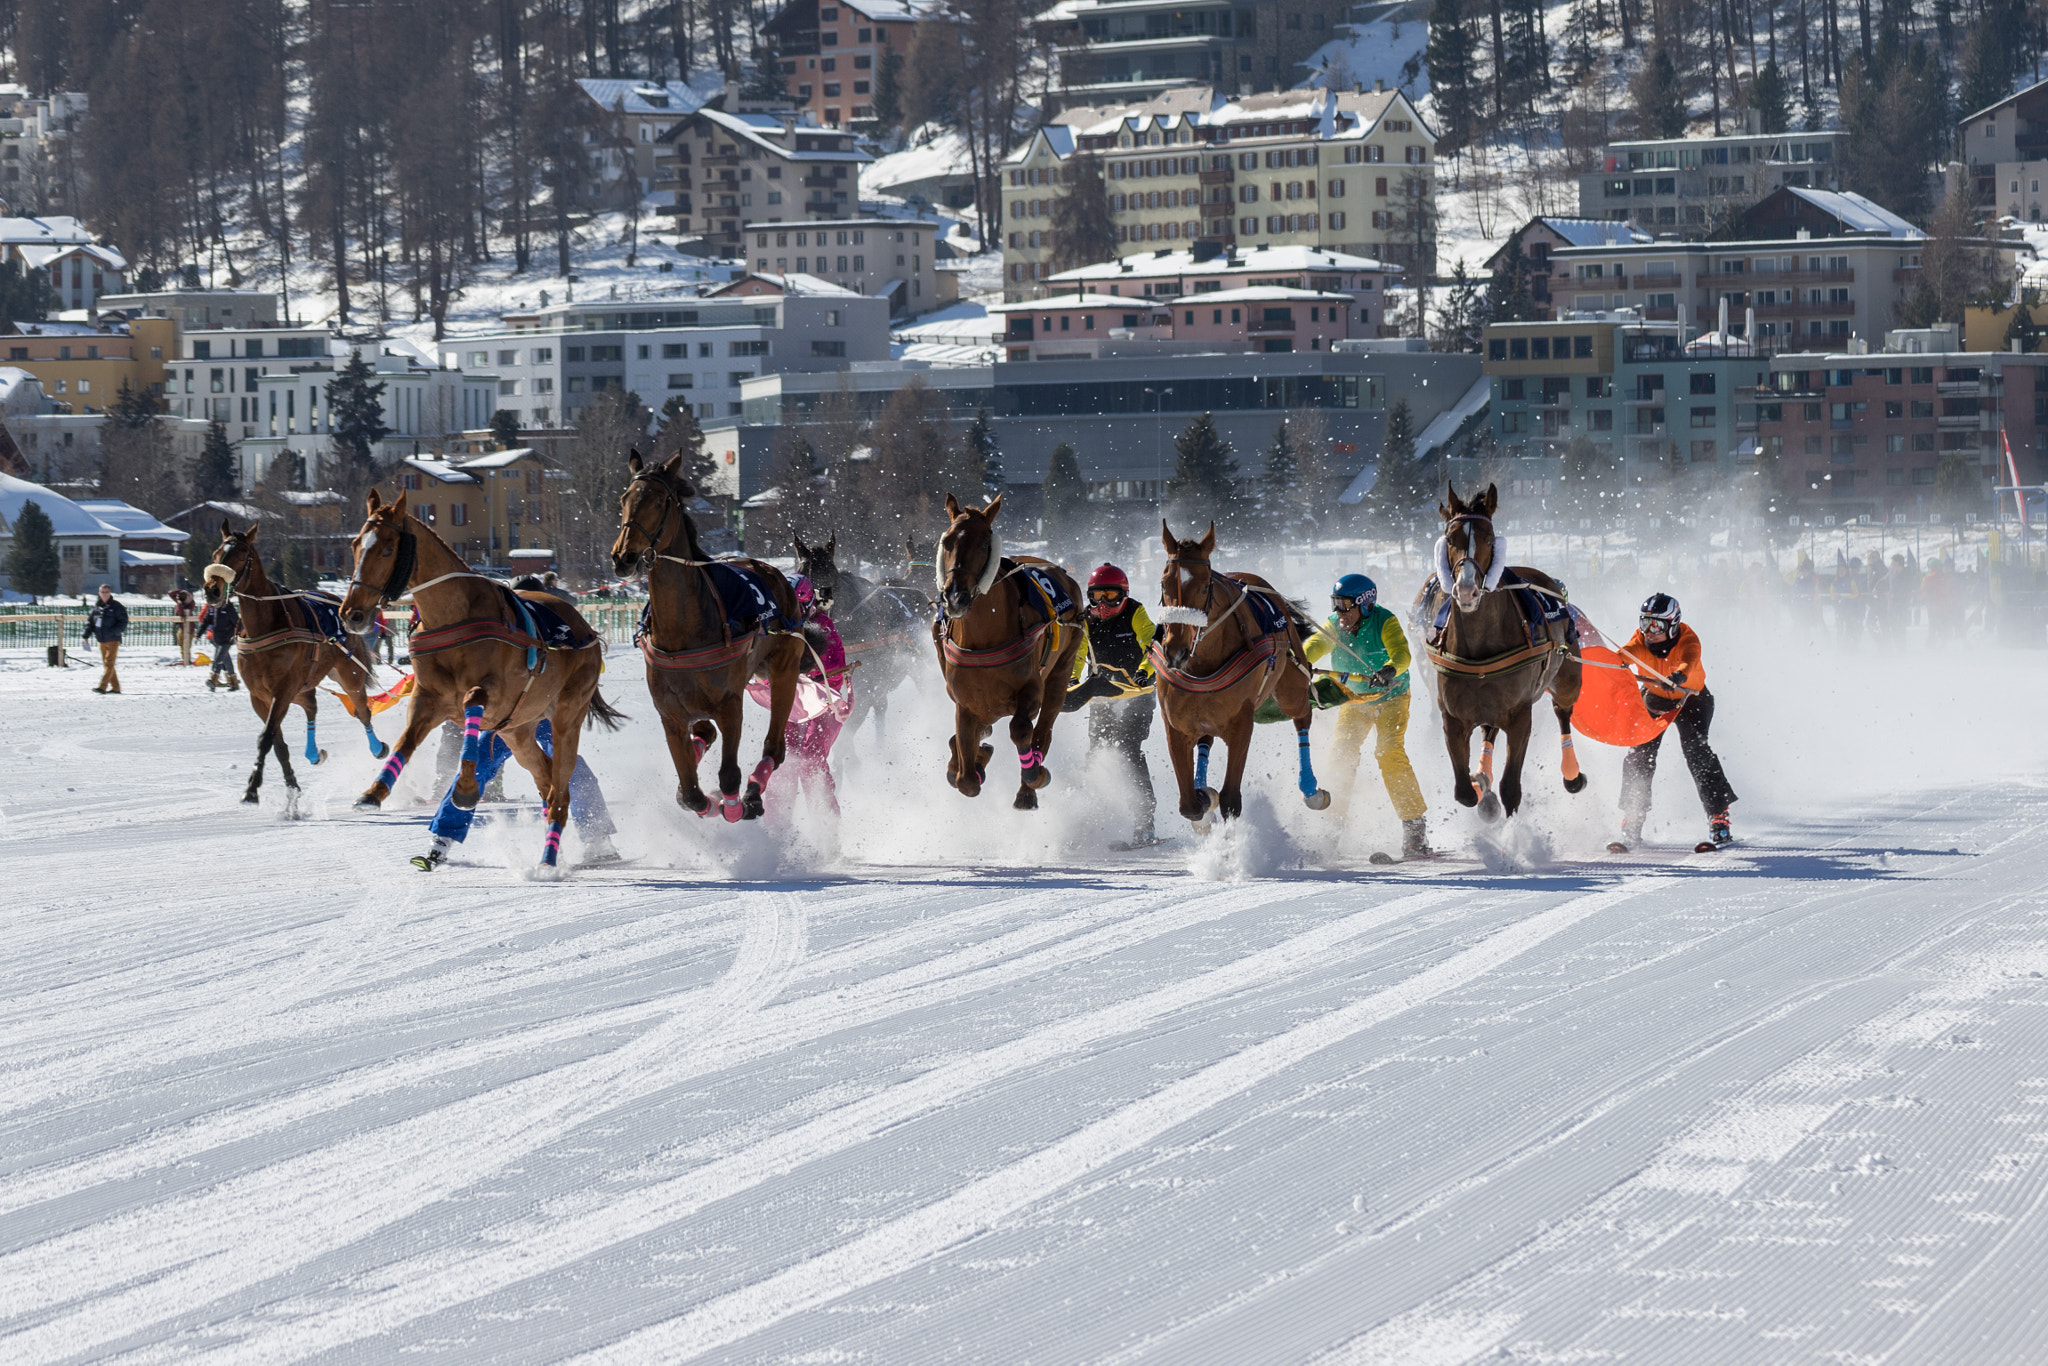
203, 597, 241, 691
84, 584, 129, 693
1061, 563, 1158, 845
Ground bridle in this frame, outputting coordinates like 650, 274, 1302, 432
211, 532, 299, 603
349, 517, 419, 604
937, 513, 1004, 614
621, 470, 694, 572
1441, 511, 1495, 603
1159, 550, 1247, 664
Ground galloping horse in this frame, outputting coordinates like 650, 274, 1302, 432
614, 450, 804, 821
1423, 482, 1585, 821
932, 493, 1085, 809
1152, 522, 1329, 824
792, 532, 930, 739
205, 522, 386, 809
339, 490, 623, 869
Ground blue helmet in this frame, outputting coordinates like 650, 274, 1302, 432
1332, 573, 1377, 611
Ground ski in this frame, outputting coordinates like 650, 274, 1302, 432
1108, 836, 1176, 852
1606, 840, 1632, 854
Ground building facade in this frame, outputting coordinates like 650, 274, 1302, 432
236, 349, 500, 493
371, 448, 560, 569
1000, 86, 1435, 297
0, 215, 125, 313
2, 316, 174, 411
658, 105, 870, 251
0, 87, 86, 216
761, 0, 938, 130
1035, 0, 1355, 110
1577, 130, 1848, 229
575, 78, 718, 201
742, 217, 944, 313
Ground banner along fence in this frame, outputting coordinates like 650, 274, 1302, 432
0, 599, 651, 654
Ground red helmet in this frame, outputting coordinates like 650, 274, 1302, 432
1086, 563, 1129, 618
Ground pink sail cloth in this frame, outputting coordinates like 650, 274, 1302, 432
746, 610, 852, 731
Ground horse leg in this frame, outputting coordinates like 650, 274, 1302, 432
1556, 703, 1587, 794
296, 688, 328, 765
1442, 708, 1479, 809
451, 687, 490, 810
1295, 713, 1331, 810
1164, 721, 1204, 822
662, 708, 713, 815
1500, 708, 1534, 818
1475, 724, 1502, 821
714, 693, 747, 822
263, 689, 301, 808
357, 691, 449, 809
1011, 680, 1048, 811
242, 685, 278, 804
537, 703, 588, 867
340, 658, 388, 758
1217, 713, 1254, 821
948, 702, 987, 798
745, 642, 801, 820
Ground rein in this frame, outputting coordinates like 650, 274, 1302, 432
934, 542, 1066, 671
1155, 557, 1302, 690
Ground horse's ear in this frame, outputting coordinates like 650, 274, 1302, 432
1481, 483, 1499, 516
826, 533, 835, 558
1444, 481, 1465, 515
792, 531, 809, 558
627, 449, 644, 475
944, 492, 962, 520
661, 450, 685, 476
1160, 520, 1177, 554
984, 492, 1002, 520
218, 517, 231, 539
1198, 522, 1216, 555
366, 487, 383, 515
391, 490, 409, 519
243, 522, 260, 542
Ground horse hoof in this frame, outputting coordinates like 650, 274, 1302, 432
316, 748, 328, 766
452, 779, 479, 811
1303, 788, 1331, 811
353, 790, 384, 811
1453, 787, 1479, 808
242, 793, 261, 805
1564, 773, 1588, 794
742, 787, 765, 820
721, 794, 745, 823
1023, 764, 1051, 791
1013, 786, 1039, 811
371, 739, 390, 760
1478, 793, 1503, 823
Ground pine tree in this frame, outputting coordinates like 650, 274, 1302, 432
107, 377, 160, 429
325, 351, 392, 480
1049, 155, 1119, 274
0, 257, 52, 327
1425, 0, 1480, 154
961, 408, 1002, 497
874, 51, 906, 129
653, 395, 712, 489
1485, 228, 1540, 323
743, 39, 788, 103
1165, 412, 1241, 530
1262, 420, 1300, 528
194, 420, 238, 502
3, 498, 61, 598
1630, 47, 1688, 139
1433, 259, 1488, 351
1364, 398, 1431, 531
1749, 59, 1791, 134
490, 409, 521, 450
1840, 40, 1949, 220
279, 540, 315, 591
1041, 442, 1089, 557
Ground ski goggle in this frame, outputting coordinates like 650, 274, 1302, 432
1088, 587, 1125, 605
1331, 593, 1372, 612
1639, 615, 1675, 637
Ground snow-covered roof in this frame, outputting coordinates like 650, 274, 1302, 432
835, 0, 940, 20
73, 499, 190, 542
1538, 218, 1655, 249
1777, 186, 1923, 238
0, 215, 98, 246
15, 240, 127, 272
1000, 123, 1077, 167
0, 366, 44, 415
1047, 244, 1401, 284
1339, 374, 1492, 504
713, 271, 860, 296
459, 448, 537, 469
402, 456, 479, 484
0, 471, 121, 538
987, 293, 1154, 312
1166, 285, 1353, 304
120, 548, 186, 566
684, 107, 870, 163
895, 341, 997, 366
576, 76, 721, 118
861, 129, 975, 193
9, 320, 117, 337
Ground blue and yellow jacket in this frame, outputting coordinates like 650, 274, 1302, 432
1304, 603, 1411, 701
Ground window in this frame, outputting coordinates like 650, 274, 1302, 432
1690, 407, 1714, 428
450, 504, 469, 527
1690, 374, 1716, 395
567, 377, 586, 393
566, 346, 586, 362
466, 350, 486, 366
667, 373, 693, 389
499, 380, 518, 395
730, 340, 768, 356
89, 545, 109, 571
533, 378, 553, 394
811, 340, 846, 356
589, 344, 623, 362
663, 343, 685, 359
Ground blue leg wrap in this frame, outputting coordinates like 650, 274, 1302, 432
1296, 730, 1318, 798
303, 723, 320, 764
364, 723, 385, 757
1194, 737, 1213, 791
461, 705, 485, 765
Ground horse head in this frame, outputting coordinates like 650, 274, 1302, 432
792, 530, 840, 610
937, 492, 1002, 620
1438, 481, 1498, 613
1155, 521, 1219, 668
613, 449, 696, 576
206, 519, 260, 605
340, 489, 414, 635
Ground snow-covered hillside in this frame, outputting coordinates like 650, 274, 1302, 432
4, 543, 2047, 1361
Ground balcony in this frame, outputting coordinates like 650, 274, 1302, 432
1642, 306, 1679, 321
1936, 380, 1985, 396
1937, 412, 1982, 428
1630, 274, 1685, 290
1198, 167, 1234, 185
1247, 317, 1295, 334
1753, 299, 1855, 318
1713, 268, 1854, 287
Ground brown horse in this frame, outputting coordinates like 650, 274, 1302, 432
613, 450, 804, 821
204, 522, 387, 810
339, 490, 623, 870
792, 531, 929, 741
932, 493, 1084, 809
1423, 482, 1586, 821
1152, 522, 1329, 824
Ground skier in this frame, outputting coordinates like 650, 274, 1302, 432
1304, 573, 1429, 859
83, 583, 128, 694
1061, 563, 1158, 847
1614, 592, 1737, 852
412, 718, 619, 871
202, 596, 241, 691
785, 574, 852, 814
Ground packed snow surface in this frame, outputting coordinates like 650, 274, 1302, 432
5, 556, 2048, 1362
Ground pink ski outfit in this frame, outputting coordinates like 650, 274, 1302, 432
788, 610, 851, 810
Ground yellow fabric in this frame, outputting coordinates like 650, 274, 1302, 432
1303, 609, 1412, 701
1071, 603, 1157, 692
1323, 691, 1425, 822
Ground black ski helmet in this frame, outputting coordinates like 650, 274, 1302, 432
1639, 592, 1681, 628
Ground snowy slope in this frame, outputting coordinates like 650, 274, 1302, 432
3, 552, 2047, 1362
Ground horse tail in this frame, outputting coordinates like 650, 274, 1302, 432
585, 687, 629, 732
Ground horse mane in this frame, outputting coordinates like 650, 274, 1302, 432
665, 470, 710, 563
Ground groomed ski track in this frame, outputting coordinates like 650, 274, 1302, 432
4, 658, 2048, 1364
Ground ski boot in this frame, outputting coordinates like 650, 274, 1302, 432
1700, 810, 1733, 852
1608, 815, 1644, 855
581, 834, 624, 867
1400, 816, 1432, 860
410, 835, 453, 872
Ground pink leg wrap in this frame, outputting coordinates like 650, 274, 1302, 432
1019, 747, 1044, 771
541, 819, 564, 866
751, 756, 777, 791
377, 752, 408, 789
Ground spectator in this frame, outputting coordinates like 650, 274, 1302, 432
168, 588, 199, 665
83, 584, 128, 694
203, 596, 241, 691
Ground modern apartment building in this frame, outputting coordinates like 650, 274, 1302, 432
1000, 84, 1435, 296
1959, 75, 2048, 212
155, 323, 337, 435
1036, 241, 1397, 321
741, 216, 944, 313
1, 316, 174, 411
1577, 129, 1847, 230
1034, 0, 1355, 110
1756, 326, 2042, 522
575, 78, 718, 200
760, 0, 938, 130
1495, 188, 2003, 346
442, 288, 890, 427
236, 349, 500, 493
658, 104, 870, 251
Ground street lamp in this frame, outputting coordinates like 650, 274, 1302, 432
1144, 386, 1174, 503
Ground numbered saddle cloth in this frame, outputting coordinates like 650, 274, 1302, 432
296, 591, 351, 647
516, 594, 597, 651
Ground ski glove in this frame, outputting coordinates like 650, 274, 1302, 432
1366, 664, 1397, 689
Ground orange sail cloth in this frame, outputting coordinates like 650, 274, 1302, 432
1565, 607, 1678, 748
328, 671, 416, 719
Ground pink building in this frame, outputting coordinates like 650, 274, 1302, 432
1037, 244, 1397, 335
990, 284, 1356, 360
